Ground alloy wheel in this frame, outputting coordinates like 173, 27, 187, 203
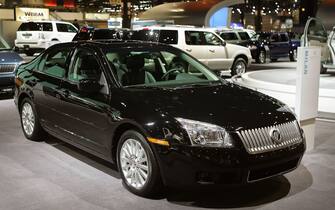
234, 60, 246, 75
120, 138, 151, 189
21, 102, 35, 136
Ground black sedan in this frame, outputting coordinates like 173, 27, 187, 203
14, 41, 305, 197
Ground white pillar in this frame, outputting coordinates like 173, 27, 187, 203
296, 47, 321, 151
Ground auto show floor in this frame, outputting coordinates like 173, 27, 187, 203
1, 98, 335, 210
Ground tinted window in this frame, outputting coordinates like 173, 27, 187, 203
238, 32, 250, 40
280, 34, 289, 42
68, 49, 102, 82
270, 34, 280, 42
18, 22, 52, 31
158, 30, 178, 44
220, 32, 238, 40
93, 29, 118, 39
185, 31, 204, 45
39, 48, 70, 78
204, 32, 222, 45
56, 23, 77, 33
132, 30, 178, 44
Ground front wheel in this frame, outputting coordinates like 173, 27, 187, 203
20, 98, 46, 141
290, 49, 297, 62
257, 50, 266, 64
117, 130, 163, 197
231, 58, 247, 76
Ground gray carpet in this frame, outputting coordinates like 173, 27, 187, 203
0, 98, 335, 210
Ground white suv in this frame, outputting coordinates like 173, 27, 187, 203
132, 26, 252, 75
15, 21, 78, 56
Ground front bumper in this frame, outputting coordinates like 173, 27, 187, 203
154, 140, 305, 187
0, 73, 15, 95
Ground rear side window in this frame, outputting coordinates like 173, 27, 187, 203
132, 30, 178, 44
56, 23, 77, 33
158, 30, 178, 44
18, 22, 52, 31
220, 32, 238, 40
238, 32, 250, 40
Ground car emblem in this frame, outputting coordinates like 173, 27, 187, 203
269, 128, 282, 144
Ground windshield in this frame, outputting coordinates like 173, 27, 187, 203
104, 47, 220, 87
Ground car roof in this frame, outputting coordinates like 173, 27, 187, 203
22, 20, 73, 24
135, 26, 215, 32
59, 40, 173, 49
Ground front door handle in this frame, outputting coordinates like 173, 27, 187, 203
209, 49, 215, 53
185, 49, 192, 52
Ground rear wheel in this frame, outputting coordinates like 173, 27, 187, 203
290, 49, 297, 61
117, 130, 163, 197
231, 58, 247, 76
20, 98, 46, 141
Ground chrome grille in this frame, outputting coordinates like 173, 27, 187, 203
0, 64, 16, 73
237, 121, 302, 154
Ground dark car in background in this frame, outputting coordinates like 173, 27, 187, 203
256, 32, 300, 62
0, 36, 23, 96
15, 41, 305, 197
72, 27, 132, 41
218, 29, 270, 64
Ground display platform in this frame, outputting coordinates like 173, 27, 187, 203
236, 69, 335, 114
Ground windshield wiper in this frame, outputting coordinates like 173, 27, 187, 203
173, 81, 222, 89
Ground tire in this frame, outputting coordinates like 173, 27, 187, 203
117, 130, 163, 197
231, 58, 247, 76
25, 50, 35, 56
321, 65, 328, 74
256, 50, 266, 64
290, 49, 297, 62
20, 98, 46, 141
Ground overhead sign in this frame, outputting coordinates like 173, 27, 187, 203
15, 7, 49, 21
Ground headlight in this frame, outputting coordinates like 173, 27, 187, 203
248, 45, 257, 50
176, 118, 233, 148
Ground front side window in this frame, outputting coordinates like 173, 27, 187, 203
39, 48, 70, 78
104, 48, 219, 87
57, 23, 77, 33
204, 32, 222, 45
238, 32, 250, 40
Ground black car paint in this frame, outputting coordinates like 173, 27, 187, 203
15, 41, 305, 187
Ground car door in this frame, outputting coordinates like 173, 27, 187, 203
29, 45, 73, 132
279, 33, 291, 56
56, 46, 113, 154
203, 31, 230, 70
56, 23, 78, 42
268, 33, 281, 58
183, 31, 207, 65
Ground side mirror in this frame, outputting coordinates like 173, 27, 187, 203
77, 78, 102, 94
222, 41, 227, 47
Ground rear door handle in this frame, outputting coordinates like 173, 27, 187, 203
185, 49, 192, 52
209, 49, 215, 53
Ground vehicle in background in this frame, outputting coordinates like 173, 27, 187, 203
217, 29, 269, 64
72, 27, 133, 41
255, 32, 300, 62
15, 21, 78, 56
0, 36, 23, 96
301, 18, 335, 74
131, 26, 252, 75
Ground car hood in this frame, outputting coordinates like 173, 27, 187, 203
0, 50, 23, 63
123, 82, 296, 131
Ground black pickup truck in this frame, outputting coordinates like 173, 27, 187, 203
256, 32, 300, 62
